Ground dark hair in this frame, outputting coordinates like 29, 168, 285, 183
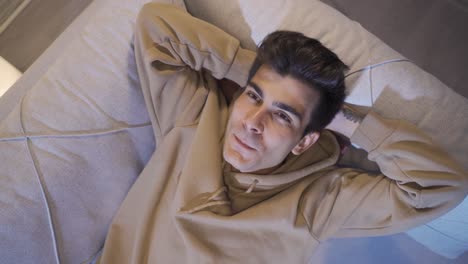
248, 31, 348, 135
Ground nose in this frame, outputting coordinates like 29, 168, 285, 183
244, 108, 265, 134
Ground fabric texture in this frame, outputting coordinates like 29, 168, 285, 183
184, 0, 468, 258
95, 3, 467, 263
0, 0, 466, 263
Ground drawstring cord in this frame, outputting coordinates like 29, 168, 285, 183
207, 186, 228, 201
245, 179, 259, 193
179, 186, 231, 214
179, 178, 259, 214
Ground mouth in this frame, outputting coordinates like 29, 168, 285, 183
234, 134, 256, 151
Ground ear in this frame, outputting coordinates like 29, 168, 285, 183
291, 132, 320, 155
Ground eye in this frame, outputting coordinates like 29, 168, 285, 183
275, 111, 292, 124
246, 91, 261, 104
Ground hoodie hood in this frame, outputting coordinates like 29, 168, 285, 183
224, 130, 341, 213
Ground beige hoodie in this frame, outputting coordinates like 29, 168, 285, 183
98, 3, 467, 263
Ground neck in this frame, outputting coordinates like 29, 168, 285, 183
226, 160, 285, 175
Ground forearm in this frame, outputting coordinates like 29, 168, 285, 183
351, 111, 467, 198
310, 111, 467, 239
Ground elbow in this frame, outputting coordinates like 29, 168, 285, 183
137, 3, 165, 27
417, 177, 468, 212
138, 2, 179, 22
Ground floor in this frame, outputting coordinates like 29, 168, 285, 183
323, 0, 468, 98
0, 0, 92, 72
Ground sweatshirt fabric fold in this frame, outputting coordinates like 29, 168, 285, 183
97, 3, 467, 263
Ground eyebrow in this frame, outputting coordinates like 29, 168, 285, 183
248, 81, 303, 121
249, 81, 263, 98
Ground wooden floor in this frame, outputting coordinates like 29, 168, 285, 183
0, 0, 92, 72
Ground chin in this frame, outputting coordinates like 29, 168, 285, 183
223, 149, 254, 173
232, 163, 254, 173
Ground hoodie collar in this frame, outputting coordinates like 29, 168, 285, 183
224, 130, 340, 191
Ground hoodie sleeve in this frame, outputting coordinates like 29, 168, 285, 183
134, 3, 255, 141
300, 111, 468, 240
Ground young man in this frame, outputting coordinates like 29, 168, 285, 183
97, 3, 467, 263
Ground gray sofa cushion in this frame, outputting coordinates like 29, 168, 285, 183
0, 0, 185, 263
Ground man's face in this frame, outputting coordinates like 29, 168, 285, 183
223, 65, 320, 173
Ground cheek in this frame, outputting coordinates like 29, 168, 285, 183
263, 124, 301, 151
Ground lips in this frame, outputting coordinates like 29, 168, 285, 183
234, 134, 256, 151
